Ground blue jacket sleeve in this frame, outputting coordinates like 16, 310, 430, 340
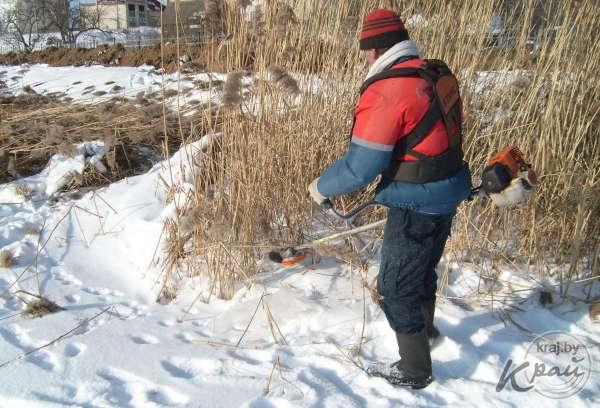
317, 142, 393, 197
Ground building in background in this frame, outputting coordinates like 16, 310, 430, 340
145, 0, 166, 26
81, 0, 167, 30
162, 0, 202, 38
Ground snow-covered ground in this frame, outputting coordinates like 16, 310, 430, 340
0, 65, 598, 407
0, 63, 227, 110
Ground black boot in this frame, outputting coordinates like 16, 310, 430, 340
388, 329, 433, 389
421, 297, 441, 339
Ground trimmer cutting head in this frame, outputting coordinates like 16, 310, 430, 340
267, 247, 308, 266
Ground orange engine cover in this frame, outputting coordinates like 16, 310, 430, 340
487, 146, 525, 178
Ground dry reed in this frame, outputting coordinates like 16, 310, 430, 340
166, 0, 598, 301
0, 96, 213, 184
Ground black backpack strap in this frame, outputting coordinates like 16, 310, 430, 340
359, 67, 422, 95
399, 98, 442, 153
366, 67, 443, 160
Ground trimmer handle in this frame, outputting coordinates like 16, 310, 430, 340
322, 199, 334, 210
322, 199, 380, 220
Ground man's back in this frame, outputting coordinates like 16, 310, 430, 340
317, 55, 471, 214
354, 57, 455, 164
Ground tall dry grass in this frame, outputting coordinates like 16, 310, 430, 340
162, 0, 599, 301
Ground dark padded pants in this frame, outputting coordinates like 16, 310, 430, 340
376, 207, 454, 334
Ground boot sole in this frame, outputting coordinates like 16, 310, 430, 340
367, 368, 433, 389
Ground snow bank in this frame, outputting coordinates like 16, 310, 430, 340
0, 137, 597, 406
0, 141, 105, 203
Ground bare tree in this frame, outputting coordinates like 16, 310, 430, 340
44, 0, 108, 46
0, 0, 50, 53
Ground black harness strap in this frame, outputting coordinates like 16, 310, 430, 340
360, 67, 421, 95
402, 99, 442, 151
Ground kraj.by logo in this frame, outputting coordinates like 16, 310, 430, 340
496, 331, 591, 399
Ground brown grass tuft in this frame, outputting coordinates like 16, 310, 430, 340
22, 297, 65, 318
590, 303, 600, 323
23, 225, 39, 235
266, 65, 300, 96
0, 249, 15, 267
14, 183, 31, 198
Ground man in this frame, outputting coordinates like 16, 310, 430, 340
308, 9, 471, 389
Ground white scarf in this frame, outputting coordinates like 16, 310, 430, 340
365, 40, 421, 80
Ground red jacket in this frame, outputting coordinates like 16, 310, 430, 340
316, 57, 472, 214
352, 57, 452, 162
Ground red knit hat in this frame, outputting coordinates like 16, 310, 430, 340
360, 9, 410, 50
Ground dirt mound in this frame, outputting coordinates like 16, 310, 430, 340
0, 42, 253, 73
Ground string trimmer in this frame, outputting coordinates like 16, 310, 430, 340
268, 145, 537, 266
267, 215, 386, 265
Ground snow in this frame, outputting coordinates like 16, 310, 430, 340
0, 63, 228, 110
0, 66, 598, 407
2, 141, 105, 202
469, 69, 532, 96
406, 14, 429, 29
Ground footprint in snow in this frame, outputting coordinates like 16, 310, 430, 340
27, 349, 60, 372
121, 300, 139, 308
296, 365, 367, 408
97, 367, 189, 407
175, 332, 196, 344
65, 294, 81, 304
65, 342, 86, 357
131, 334, 160, 345
5, 297, 25, 311
0, 324, 37, 351
161, 357, 223, 379
159, 319, 176, 327
226, 350, 264, 366
82, 287, 111, 296
192, 326, 213, 338
113, 304, 137, 319
0, 324, 60, 371
75, 317, 107, 335
52, 270, 82, 286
